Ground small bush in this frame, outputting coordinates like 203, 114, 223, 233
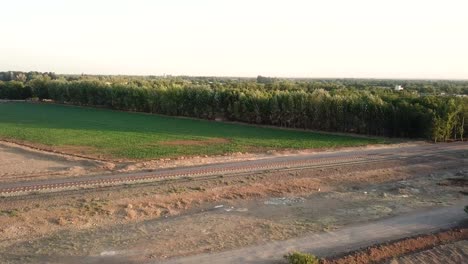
284, 252, 319, 264
0, 209, 19, 217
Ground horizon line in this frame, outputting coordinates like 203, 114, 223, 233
2, 69, 468, 82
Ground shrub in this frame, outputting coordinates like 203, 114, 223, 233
0, 209, 19, 217
284, 252, 319, 264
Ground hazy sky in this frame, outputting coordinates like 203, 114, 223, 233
1, 0, 467, 79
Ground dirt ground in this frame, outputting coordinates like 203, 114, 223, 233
388, 240, 468, 264
0, 142, 110, 183
322, 228, 468, 264
0, 144, 466, 263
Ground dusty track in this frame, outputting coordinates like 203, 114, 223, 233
1, 142, 466, 196
160, 201, 468, 264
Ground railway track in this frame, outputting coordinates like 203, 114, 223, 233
1, 143, 467, 196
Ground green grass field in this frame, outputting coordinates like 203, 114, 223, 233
0, 102, 385, 160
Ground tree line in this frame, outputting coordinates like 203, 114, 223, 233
0, 75, 466, 142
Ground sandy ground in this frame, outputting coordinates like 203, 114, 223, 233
0, 142, 110, 183
0, 147, 466, 263
163, 205, 468, 264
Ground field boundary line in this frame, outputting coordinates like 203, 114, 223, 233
0, 139, 113, 163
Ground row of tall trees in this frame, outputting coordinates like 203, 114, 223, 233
1, 78, 466, 142
0, 81, 32, 99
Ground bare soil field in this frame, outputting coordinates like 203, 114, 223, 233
0, 146, 466, 263
0, 142, 109, 183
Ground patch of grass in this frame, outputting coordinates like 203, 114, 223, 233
76, 198, 109, 216
189, 186, 206, 191
0, 209, 19, 217
284, 252, 319, 264
167, 186, 187, 194
0, 102, 386, 159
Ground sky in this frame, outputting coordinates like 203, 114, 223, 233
1, 0, 467, 79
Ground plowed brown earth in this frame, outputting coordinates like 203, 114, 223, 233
321, 228, 468, 264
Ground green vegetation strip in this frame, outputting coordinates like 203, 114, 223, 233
0, 102, 383, 159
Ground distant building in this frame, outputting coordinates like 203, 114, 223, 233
394, 85, 404, 91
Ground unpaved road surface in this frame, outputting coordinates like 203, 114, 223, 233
161, 200, 468, 264
1, 142, 467, 195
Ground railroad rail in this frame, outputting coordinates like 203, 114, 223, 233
1, 143, 467, 196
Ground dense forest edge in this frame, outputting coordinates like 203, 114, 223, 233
0, 71, 467, 142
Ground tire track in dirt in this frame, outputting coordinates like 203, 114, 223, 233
159, 201, 468, 264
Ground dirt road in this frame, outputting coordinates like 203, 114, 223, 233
161, 200, 468, 264
1, 142, 467, 195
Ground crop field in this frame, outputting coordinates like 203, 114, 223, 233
0, 102, 384, 160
